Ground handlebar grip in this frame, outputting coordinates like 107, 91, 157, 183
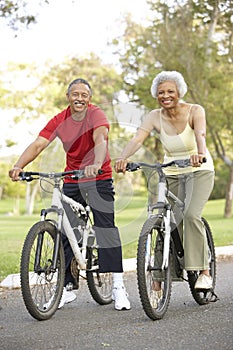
19, 172, 34, 182
72, 168, 104, 179
126, 162, 141, 172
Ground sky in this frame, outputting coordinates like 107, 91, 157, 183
1, 0, 150, 157
1, 0, 150, 66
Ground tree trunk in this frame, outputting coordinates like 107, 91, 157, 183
28, 182, 39, 215
25, 182, 39, 215
13, 195, 20, 215
224, 165, 233, 218
25, 182, 31, 215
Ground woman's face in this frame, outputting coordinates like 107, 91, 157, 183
157, 81, 179, 109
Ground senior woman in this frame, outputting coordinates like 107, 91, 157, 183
115, 70, 215, 303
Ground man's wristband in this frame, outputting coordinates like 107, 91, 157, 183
13, 166, 22, 170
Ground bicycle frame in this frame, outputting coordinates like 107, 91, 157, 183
44, 179, 96, 270
150, 179, 185, 271
20, 170, 96, 271
127, 160, 188, 273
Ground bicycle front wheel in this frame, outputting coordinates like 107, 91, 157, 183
137, 217, 172, 320
188, 217, 216, 305
86, 246, 113, 305
20, 221, 65, 320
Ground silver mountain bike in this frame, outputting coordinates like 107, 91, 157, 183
126, 159, 218, 321
19, 169, 112, 321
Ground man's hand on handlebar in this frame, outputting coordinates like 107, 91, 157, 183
9, 166, 24, 181
84, 164, 102, 178
114, 158, 128, 174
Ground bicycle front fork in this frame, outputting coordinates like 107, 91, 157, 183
34, 208, 63, 274
162, 209, 171, 269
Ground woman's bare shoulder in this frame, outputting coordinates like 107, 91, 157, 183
144, 109, 160, 131
188, 103, 206, 128
145, 108, 161, 122
190, 103, 205, 114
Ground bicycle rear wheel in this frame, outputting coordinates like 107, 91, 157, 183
137, 216, 172, 320
86, 246, 113, 305
188, 217, 216, 305
20, 221, 65, 320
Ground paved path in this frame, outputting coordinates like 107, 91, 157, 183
0, 260, 233, 350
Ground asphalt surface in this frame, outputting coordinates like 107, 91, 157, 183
0, 259, 233, 350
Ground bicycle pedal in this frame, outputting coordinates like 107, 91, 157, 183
195, 289, 210, 292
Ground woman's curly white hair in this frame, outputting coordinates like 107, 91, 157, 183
150, 71, 187, 99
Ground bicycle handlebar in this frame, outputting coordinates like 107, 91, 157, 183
19, 169, 103, 182
126, 158, 206, 172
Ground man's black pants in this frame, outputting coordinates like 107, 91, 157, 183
62, 179, 123, 286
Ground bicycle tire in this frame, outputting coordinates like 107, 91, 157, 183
20, 221, 65, 320
86, 246, 113, 305
137, 216, 172, 320
187, 217, 216, 305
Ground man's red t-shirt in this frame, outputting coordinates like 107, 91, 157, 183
39, 104, 112, 182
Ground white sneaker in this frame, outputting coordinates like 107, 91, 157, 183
112, 286, 131, 311
150, 289, 163, 308
194, 274, 213, 290
58, 288, 77, 309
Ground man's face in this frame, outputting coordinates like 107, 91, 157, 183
67, 83, 92, 114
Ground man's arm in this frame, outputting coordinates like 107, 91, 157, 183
9, 136, 50, 181
84, 126, 108, 177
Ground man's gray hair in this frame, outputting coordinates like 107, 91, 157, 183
67, 78, 92, 96
150, 71, 187, 98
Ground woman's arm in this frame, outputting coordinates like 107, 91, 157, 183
114, 128, 150, 173
190, 104, 207, 166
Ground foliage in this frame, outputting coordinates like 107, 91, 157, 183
40, 54, 122, 113
0, 160, 25, 198
0, 0, 49, 30
112, 0, 233, 214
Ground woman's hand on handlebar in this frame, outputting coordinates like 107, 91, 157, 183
9, 166, 24, 181
190, 154, 206, 167
114, 158, 128, 174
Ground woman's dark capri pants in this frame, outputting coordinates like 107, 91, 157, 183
62, 179, 123, 286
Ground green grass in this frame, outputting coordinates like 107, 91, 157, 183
0, 216, 37, 280
0, 197, 232, 282
201, 199, 233, 246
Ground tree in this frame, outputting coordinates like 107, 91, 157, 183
112, 0, 233, 217
0, 0, 49, 31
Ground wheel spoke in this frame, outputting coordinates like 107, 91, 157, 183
137, 217, 172, 320
187, 218, 217, 305
20, 221, 65, 320
86, 246, 113, 305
